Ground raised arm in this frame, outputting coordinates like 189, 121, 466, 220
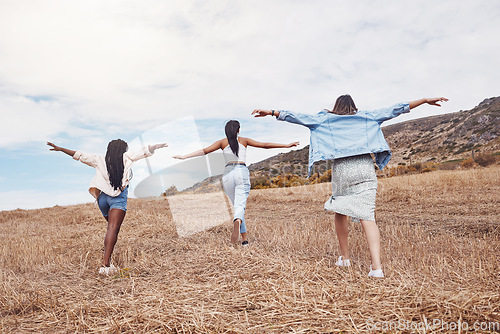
409, 97, 448, 110
48, 141, 100, 167
148, 143, 168, 153
242, 137, 299, 149
252, 109, 322, 129
370, 97, 449, 123
173, 139, 223, 160
252, 109, 280, 118
127, 142, 169, 162
47, 142, 76, 157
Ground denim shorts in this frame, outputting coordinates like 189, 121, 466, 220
97, 186, 128, 217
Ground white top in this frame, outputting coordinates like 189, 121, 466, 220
222, 141, 247, 164
73, 146, 153, 199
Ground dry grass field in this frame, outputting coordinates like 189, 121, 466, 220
1, 167, 499, 333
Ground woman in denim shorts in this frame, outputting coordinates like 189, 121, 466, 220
47, 140, 168, 275
173, 120, 298, 246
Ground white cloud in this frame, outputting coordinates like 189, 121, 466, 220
0, 1, 497, 141
0, 91, 79, 147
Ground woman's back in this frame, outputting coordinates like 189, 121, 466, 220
222, 138, 247, 164
275, 103, 411, 174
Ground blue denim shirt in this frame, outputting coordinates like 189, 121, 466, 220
277, 102, 410, 175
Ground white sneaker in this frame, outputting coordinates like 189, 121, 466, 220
335, 256, 351, 267
99, 264, 118, 275
368, 265, 384, 278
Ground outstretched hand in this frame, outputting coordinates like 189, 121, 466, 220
251, 109, 271, 117
149, 143, 168, 153
288, 141, 300, 148
47, 142, 76, 157
427, 97, 448, 107
47, 142, 61, 151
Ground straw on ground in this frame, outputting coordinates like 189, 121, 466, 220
0, 167, 499, 333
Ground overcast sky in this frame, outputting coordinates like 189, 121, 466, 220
1, 0, 499, 211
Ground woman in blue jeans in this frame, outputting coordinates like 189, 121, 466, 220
173, 120, 298, 246
253, 96, 448, 277
47, 140, 168, 274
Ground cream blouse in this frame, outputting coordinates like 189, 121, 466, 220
72, 146, 153, 199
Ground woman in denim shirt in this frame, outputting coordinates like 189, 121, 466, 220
252, 95, 447, 277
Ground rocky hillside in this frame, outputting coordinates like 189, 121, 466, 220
384, 97, 499, 166
178, 175, 224, 194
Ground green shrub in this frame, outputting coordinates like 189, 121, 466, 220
461, 158, 475, 168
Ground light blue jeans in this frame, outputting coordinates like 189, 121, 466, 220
222, 164, 250, 233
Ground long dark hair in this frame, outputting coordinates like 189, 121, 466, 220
329, 94, 358, 115
105, 139, 128, 191
225, 120, 240, 156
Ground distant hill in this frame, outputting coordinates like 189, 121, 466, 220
177, 96, 499, 193
178, 175, 224, 194
383, 96, 499, 165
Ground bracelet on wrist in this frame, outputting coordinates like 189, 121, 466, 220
271, 110, 275, 116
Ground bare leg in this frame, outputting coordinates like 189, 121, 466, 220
360, 219, 381, 270
334, 213, 349, 259
103, 209, 126, 267
231, 219, 241, 244
241, 232, 247, 243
